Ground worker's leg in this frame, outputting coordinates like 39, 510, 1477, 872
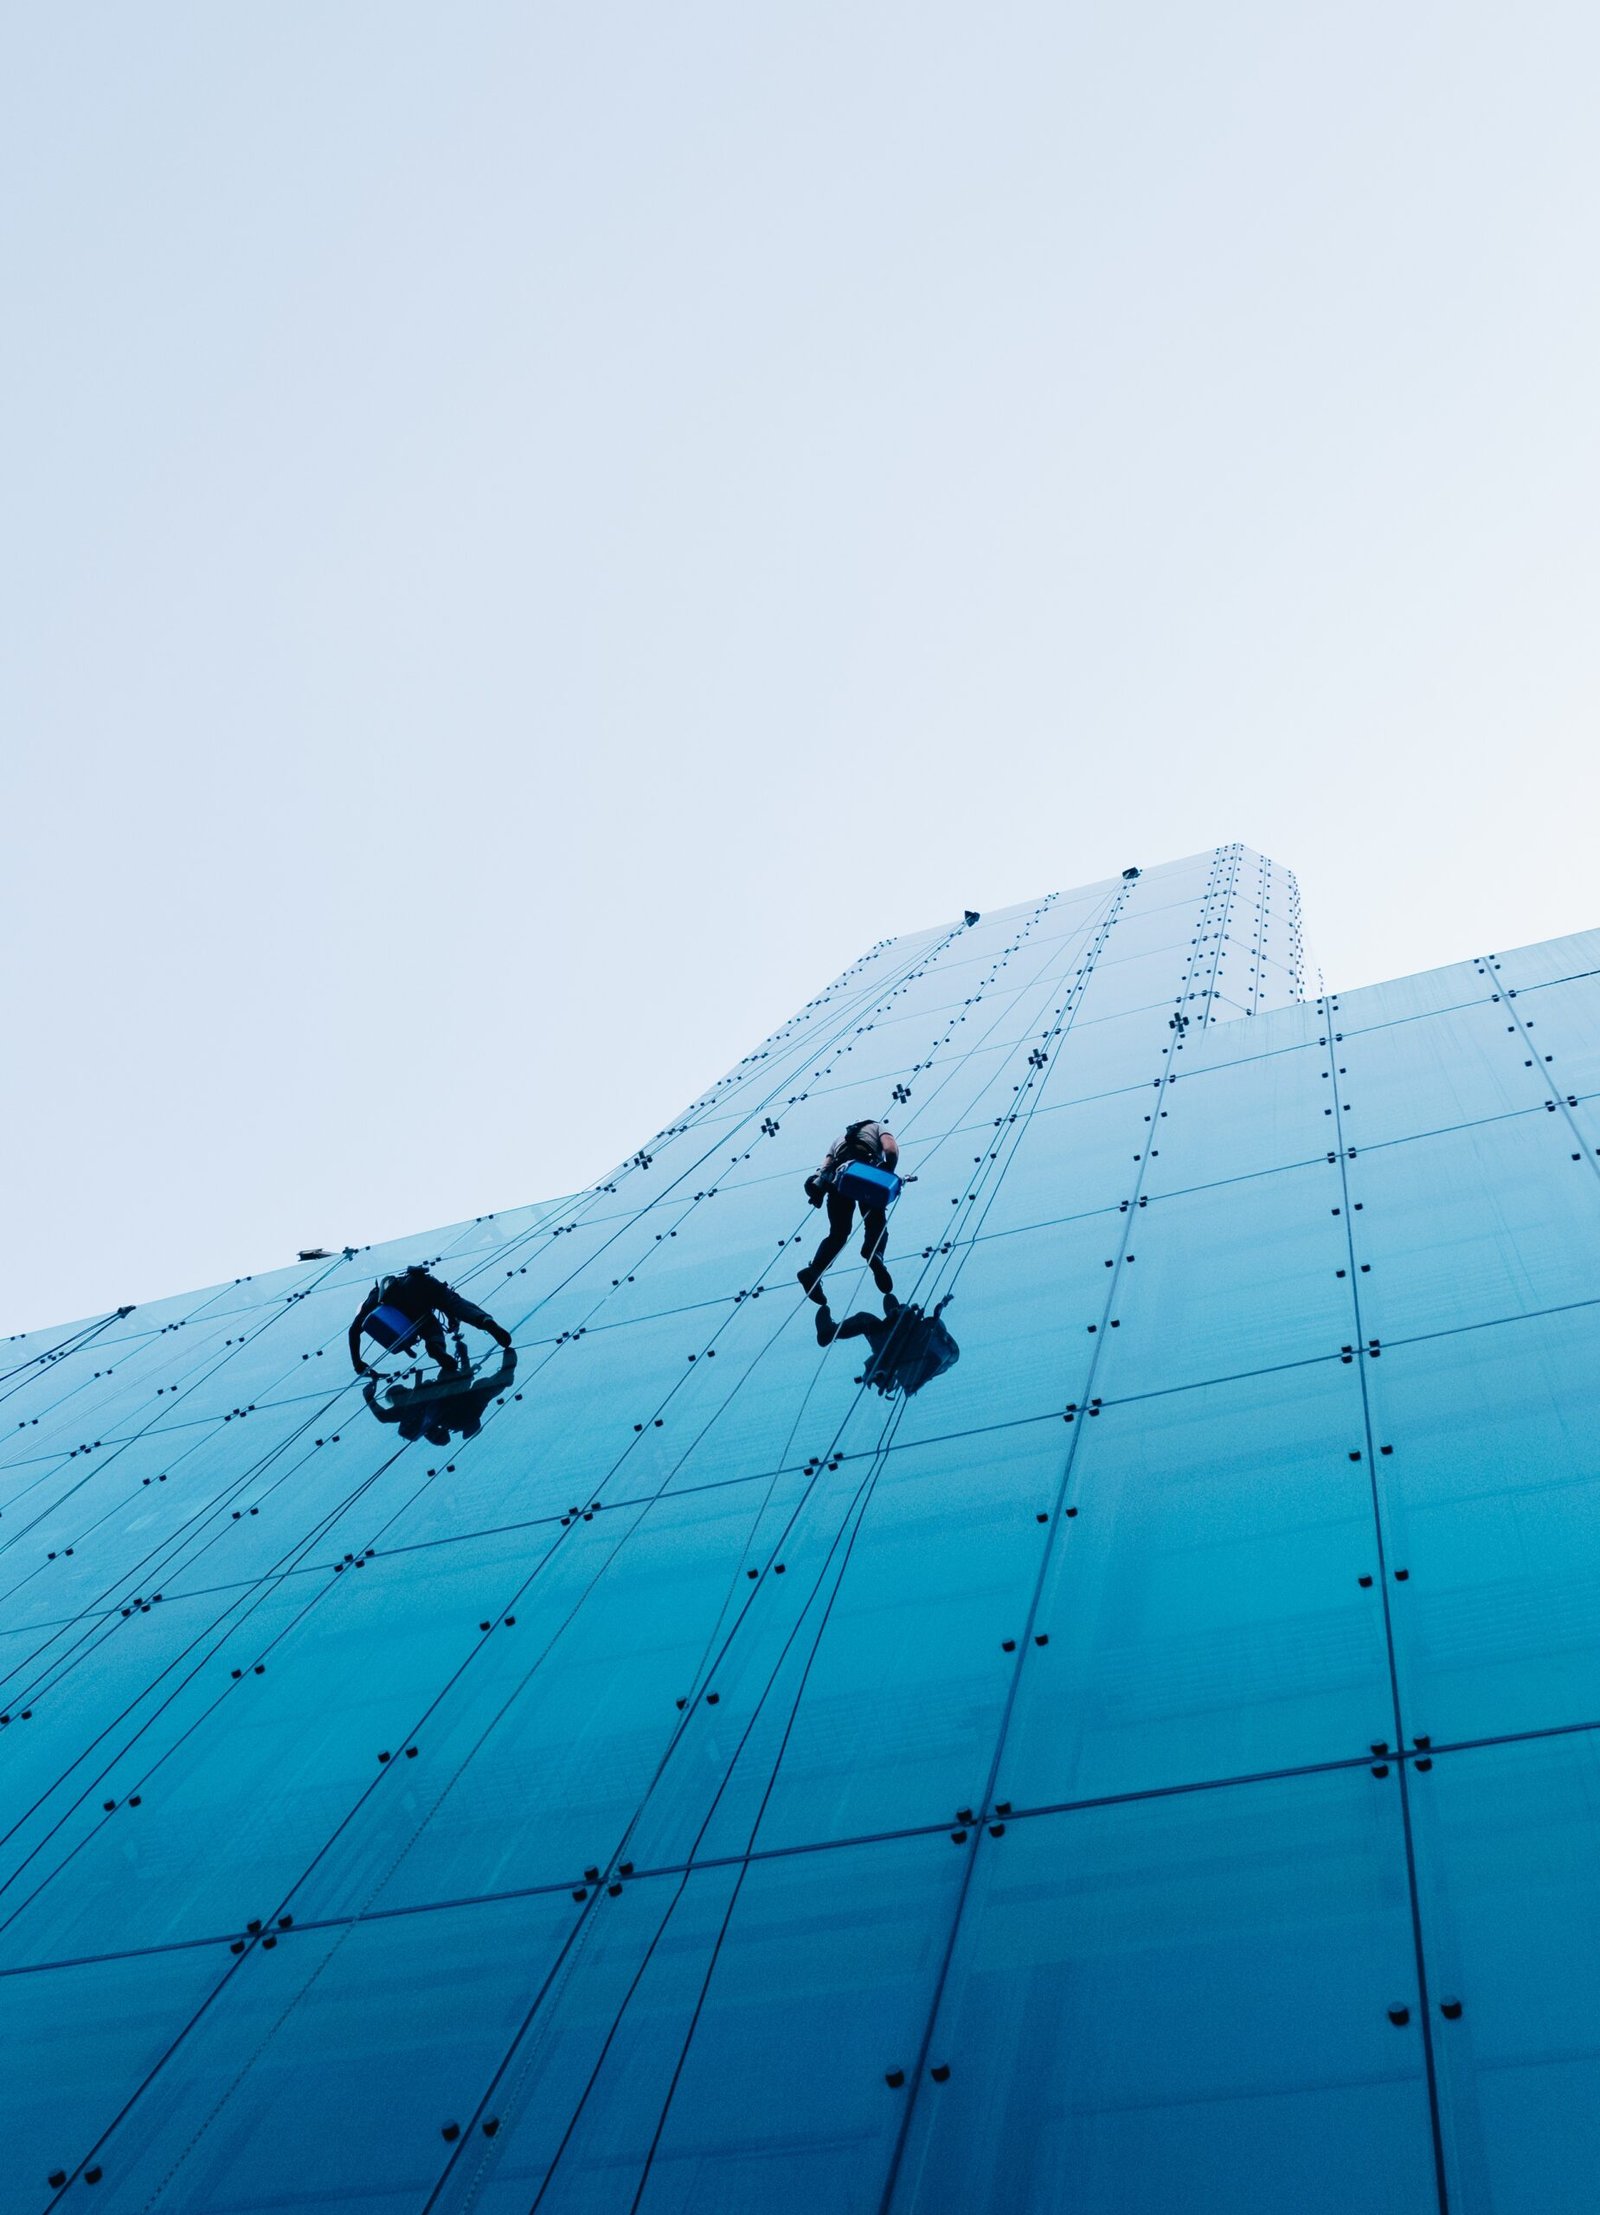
799, 1193, 855, 1293
859, 1207, 893, 1294
434, 1287, 511, 1346
415, 1312, 457, 1373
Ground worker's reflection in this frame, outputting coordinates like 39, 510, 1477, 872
813, 1290, 959, 1398
362, 1344, 518, 1446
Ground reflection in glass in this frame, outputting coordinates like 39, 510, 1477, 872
812, 1289, 960, 1399
362, 1344, 518, 1444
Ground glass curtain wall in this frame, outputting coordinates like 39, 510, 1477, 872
3, 848, 1598, 2215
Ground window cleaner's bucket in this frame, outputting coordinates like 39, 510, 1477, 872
836, 1162, 903, 1209
364, 1302, 421, 1352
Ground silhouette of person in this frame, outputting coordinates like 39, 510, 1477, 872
363, 1344, 518, 1447
349, 1264, 512, 1379
813, 1290, 959, 1398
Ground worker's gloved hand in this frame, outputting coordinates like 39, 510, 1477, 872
804, 1175, 827, 1208
491, 1325, 513, 1349
354, 1361, 376, 1379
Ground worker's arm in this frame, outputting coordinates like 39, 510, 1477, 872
349, 1290, 379, 1375
805, 1159, 836, 1206
805, 1133, 844, 1204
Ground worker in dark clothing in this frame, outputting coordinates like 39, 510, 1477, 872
363, 1343, 517, 1446
348, 1264, 512, 1379
813, 1289, 959, 1398
799, 1120, 900, 1297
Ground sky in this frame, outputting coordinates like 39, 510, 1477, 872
4, 1, 1598, 1337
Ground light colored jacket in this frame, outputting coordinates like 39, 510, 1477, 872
819, 1121, 899, 1174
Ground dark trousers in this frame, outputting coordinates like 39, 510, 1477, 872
409, 1313, 453, 1366
805, 1192, 890, 1285
431, 1286, 499, 1337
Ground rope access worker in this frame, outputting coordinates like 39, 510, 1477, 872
798, 1119, 900, 1298
348, 1264, 512, 1379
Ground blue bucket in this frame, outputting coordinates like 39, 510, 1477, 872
835, 1161, 902, 1209
364, 1301, 421, 1352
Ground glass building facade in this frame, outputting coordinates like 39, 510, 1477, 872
3, 843, 1598, 2213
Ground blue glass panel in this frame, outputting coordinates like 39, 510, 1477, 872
1351, 1116, 1600, 1342
4, 1403, 342, 1626
540, 1216, 748, 1331
1512, 974, 1600, 1099
1, 1570, 325, 1900
1094, 1162, 1350, 1396
450, 1832, 963, 2214
1368, 1310, 1600, 1742
134, 1293, 362, 1437
978, 1085, 1162, 1231
1144, 1041, 1329, 1190
3, 1305, 260, 1454
1411, 1734, 1600, 2215
0, 1944, 228, 2203
76, 1890, 576, 2211
673, 1425, 1068, 1863
998, 1362, 1390, 1806
808, 985, 1077, 1106
888, 1771, 1436, 2215
1021, 1006, 1177, 1100
0, 1524, 563, 1965
438, 1197, 578, 1260
865, 1037, 1056, 1143
1088, 940, 1201, 1013
1330, 958, 1491, 1026
294, 1477, 811, 1920
1085, 903, 1202, 963
1330, 1000, 1553, 1146
140, 1414, 422, 1604
1184, 994, 1324, 1070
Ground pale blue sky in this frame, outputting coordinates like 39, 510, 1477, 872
4, 3, 1598, 1335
